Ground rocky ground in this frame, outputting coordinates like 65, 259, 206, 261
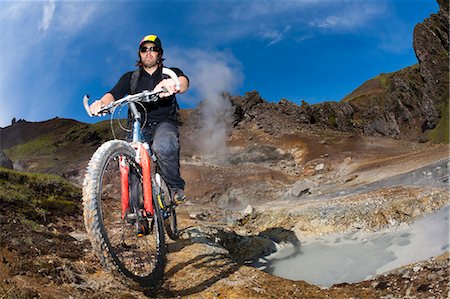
1, 121, 448, 298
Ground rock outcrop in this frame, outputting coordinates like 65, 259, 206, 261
413, 0, 449, 130
229, 90, 357, 137
346, 0, 449, 141
0, 150, 13, 169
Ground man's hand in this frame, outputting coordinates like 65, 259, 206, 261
155, 78, 180, 98
89, 100, 105, 116
90, 93, 114, 116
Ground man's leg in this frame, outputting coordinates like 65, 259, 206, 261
152, 121, 185, 196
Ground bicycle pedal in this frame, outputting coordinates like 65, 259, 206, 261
125, 212, 137, 223
136, 227, 148, 236
161, 210, 171, 219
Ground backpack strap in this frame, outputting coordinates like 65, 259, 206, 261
130, 67, 180, 122
130, 68, 141, 94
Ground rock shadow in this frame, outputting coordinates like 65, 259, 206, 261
252, 227, 302, 274
144, 226, 300, 297
145, 252, 240, 298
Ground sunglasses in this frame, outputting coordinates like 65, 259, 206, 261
140, 46, 160, 53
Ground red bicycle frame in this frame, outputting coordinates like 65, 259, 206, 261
119, 156, 129, 218
120, 143, 154, 219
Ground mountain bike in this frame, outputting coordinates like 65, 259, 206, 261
82, 68, 180, 289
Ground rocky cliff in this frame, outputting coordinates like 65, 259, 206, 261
346, 0, 449, 142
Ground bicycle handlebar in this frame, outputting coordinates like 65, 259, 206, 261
83, 67, 181, 117
83, 95, 93, 117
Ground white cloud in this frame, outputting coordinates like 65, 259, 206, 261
260, 30, 283, 46
229, 0, 320, 21
309, 3, 386, 31
0, 2, 29, 21
259, 25, 292, 46
56, 3, 101, 33
189, 1, 316, 44
39, 1, 56, 32
190, 1, 388, 46
312, 15, 346, 29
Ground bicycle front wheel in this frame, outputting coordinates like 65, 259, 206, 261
82, 140, 165, 288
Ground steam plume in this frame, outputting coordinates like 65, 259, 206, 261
170, 49, 243, 161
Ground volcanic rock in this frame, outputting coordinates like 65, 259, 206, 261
0, 150, 13, 169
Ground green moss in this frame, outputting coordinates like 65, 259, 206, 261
0, 169, 79, 196
0, 177, 30, 203
3, 120, 122, 174
4, 135, 57, 160
19, 218, 45, 233
40, 196, 78, 215
343, 94, 367, 104
92, 119, 127, 140
0, 168, 81, 222
328, 115, 337, 127
426, 101, 449, 143
63, 124, 101, 144
375, 73, 393, 89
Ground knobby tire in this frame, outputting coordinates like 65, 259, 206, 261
82, 140, 165, 289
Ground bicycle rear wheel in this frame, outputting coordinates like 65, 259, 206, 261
83, 140, 165, 288
157, 176, 179, 240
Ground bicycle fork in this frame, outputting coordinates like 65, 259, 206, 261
119, 143, 154, 220
119, 156, 130, 219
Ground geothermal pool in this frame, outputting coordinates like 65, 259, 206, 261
259, 206, 449, 287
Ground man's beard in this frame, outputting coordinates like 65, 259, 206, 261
142, 57, 159, 68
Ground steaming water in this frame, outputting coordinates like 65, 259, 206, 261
260, 206, 449, 287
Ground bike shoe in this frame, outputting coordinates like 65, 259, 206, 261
136, 219, 150, 236
172, 188, 186, 205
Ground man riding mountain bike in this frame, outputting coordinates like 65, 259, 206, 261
89, 34, 189, 203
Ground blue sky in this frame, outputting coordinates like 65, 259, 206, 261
0, 0, 439, 127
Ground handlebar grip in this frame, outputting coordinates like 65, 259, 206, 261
162, 68, 181, 90
83, 95, 93, 117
